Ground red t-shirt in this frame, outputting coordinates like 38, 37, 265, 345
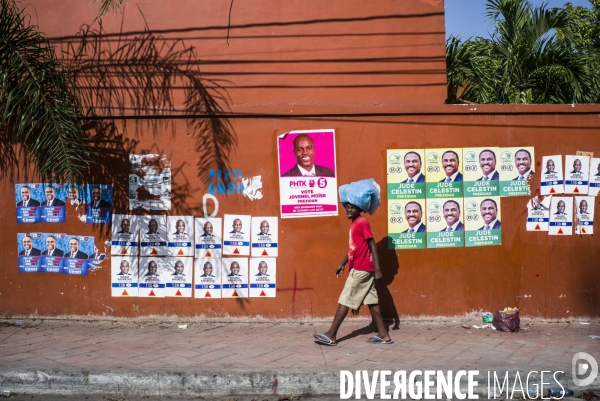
347, 216, 375, 272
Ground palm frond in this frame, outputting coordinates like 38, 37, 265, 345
95, 0, 126, 17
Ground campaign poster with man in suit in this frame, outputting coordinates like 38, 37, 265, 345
111, 214, 139, 256
588, 158, 600, 196
426, 199, 464, 248
499, 147, 535, 197
250, 216, 278, 257
221, 258, 249, 298
138, 257, 168, 297
85, 184, 113, 224
195, 218, 223, 259
167, 216, 194, 257
464, 197, 502, 247
249, 258, 276, 297
15, 184, 43, 224
549, 196, 573, 235
165, 258, 192, 297
277, 129, 338, 218
140, 215, 168, 256
40, 233, 66, 273
540, 155, 564, 195
564, 155, 590, 195
387, 199, 426, 250
424, 148, 464, 199
386, 149, 426, 200
575, 196, 594, 235
40, 184, 67, 223
111, 257, 139, 297
462, 148, 500, 198
17, 232, 43, 273
223, 214, 251, 256
63, 236, 94, 275
526, 195, 551, 232
194, 258, 222, 299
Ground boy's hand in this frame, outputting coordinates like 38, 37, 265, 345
335, 265, 344, 277
374, 270, 383, 280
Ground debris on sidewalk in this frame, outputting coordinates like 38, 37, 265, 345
482, 312, 493, 323
493, 307, 521, 332
589, 334, 600, 340
178, 324, 188, 329
471, 324, 496, 330
580, 322, 591, 325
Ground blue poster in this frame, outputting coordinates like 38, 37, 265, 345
40, 233, 67, 273
84, 184, 113, 224
17, 232, 43, 272
15, 184, 43, 224
39, 184, 67, 223
62, 235, 94, 275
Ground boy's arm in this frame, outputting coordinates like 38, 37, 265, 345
367, 238, 382, 280
336, 255, 348, 277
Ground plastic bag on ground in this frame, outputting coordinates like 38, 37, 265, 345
338, 179, 381, 215
492, 308, 520, 332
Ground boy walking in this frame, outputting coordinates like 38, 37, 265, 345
312, 202, 393, 346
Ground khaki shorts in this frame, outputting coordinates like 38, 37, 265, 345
338, 269, 378, 310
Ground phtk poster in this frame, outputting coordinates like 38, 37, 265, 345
165, 257, 193, 297
111, 256, 139, 297
549, 196, 573, 235
195, 218, 223, 258
589, 158, 600, 196
194, 258, 221, 298
424, 148, 464, 198
167, 216, 194, 257
40, 232, 67, 273
251, 216, 278, 257
462, 148, 500, 198
84, 184, 113, 224
526, 196, 551, 232
425, 198, 464, 248
111, 215, 139, 256
386, 149, 426, 200
387, 199, 426, 250
277, 129, 338, 218
564, 155, 590, 195
249, 258, 276, 297
129, 154, 172, 211
138, 257, 168, 297
498, 147, 535, 197
140, 215, 168, 256
575, 196, 594, 235
221, 257, 249, 298
15, 183, 43, 223
540, 156, 564, 195
464, 197, 502, 247
223, 214, 251, 256
17, 232, 43, 272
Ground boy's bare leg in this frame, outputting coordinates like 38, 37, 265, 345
368, 304, 391, 341
321, 304, 349, 343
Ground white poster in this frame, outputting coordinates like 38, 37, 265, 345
549, 197, 573, 235
588, 158, 600, 196
138, 257, 168, 297
251, 216, 279, 257
167, 216, 194, 257
564, 155, 590, 195
575, 196, 595, 235
194, 258, 221, 298
129, 154, 171, 210
140, 215, 168, 256
221, 257, 249, 298
195, 218, 223, 258
165, 257, 193, 297
111, 256, 139, 297
223, 214, 251, 256
540, 156, 564, 195
526, 195, 551, 232
111, 214, 139, 256
249, 258, 276, 297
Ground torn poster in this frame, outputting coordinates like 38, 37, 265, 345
129, 154, 171, 211
526, 195, 551, 231
589, 157, 600, 196
575, 196, 594, 235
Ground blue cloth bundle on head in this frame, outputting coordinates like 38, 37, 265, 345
338, 179, 381, 215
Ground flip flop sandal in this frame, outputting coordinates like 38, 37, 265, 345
366, 335, 394, 344
312, 333, 337, 346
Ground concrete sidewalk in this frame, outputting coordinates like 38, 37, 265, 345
0, 316, 598, 397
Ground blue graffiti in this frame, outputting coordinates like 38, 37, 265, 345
208, 170, 244, 195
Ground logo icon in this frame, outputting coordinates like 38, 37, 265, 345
573, 352, 598, 386
465, 151, 476, 163
427, 152, 439, 164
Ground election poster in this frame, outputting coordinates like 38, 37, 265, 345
17, 232, 43, 273
564, 155, 590, 195
138, 257, 168, 297
462, 148, 500, 198
39, 184, 67, 223
223, 214, 251, 256
62, 235, 94, 275
251, 216, 278, 257
15, 183, 43, 223
464, 197, 502, 247
278, 129, 338, 218
84, 184, 113, 224
165, 258, 193, 297
222, 257, 249, 298
111, 256, 139, 297
540, 156, 564, 195
195, 217, 222, 258
498, 147, 535, 197
40, 233, 67, 273
387, 199, 426, 250
111, 214, 139, 256
549, 196, 573, 235
589, 158, 600, 196
66, 184, 85, 206
425, 199, 464, 248
424, 148, 464, 198
249, 258, 276, 297
575, 196, 594, 235
140, 215, 168, 256
129, 154, 171, 211
194, 258, 221, 298
386, 149, 426, 200
167, 216, 194, 257
526, 196, 551, 232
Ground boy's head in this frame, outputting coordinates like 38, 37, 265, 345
343, 203, 363, 220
